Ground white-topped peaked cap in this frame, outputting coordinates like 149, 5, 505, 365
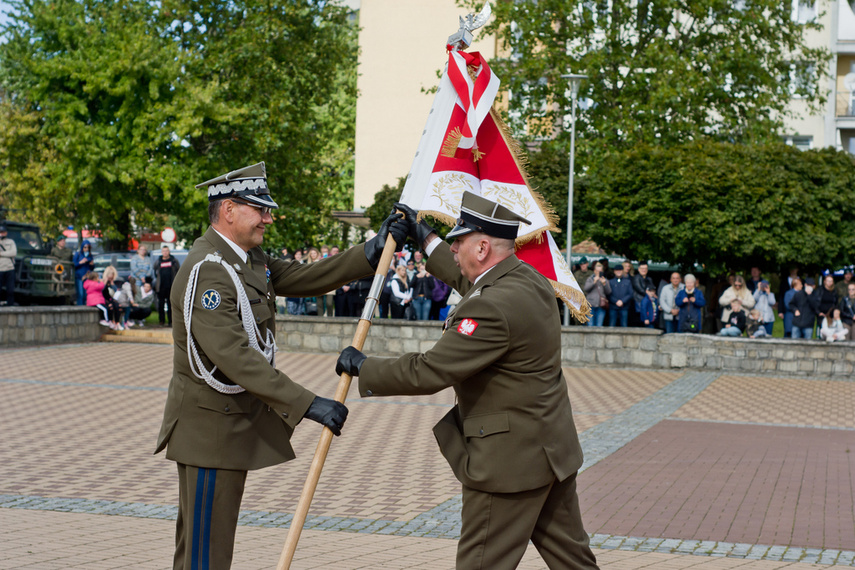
446, 191, 531, 240
195, 162, 279, 209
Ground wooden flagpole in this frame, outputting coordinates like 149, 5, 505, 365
276, 234, 398, 570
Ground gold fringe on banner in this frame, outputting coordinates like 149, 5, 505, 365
552, 279, 592, 323
488, 108, 561, 247
441, 127, 464, 158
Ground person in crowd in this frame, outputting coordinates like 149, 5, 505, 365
752, 279, 776, 336
746, 309, 768, 338
73, 239, 95, 305
719, 275, 755, 329
675, 273, 706, 333
411, 261, 433, 320
101, 265, 123, 330
718, 298, 747, 337
334, 281, 351, 317
789, 277, 816, 339
130, 246, 152, 285
129, 279, 156, 325
389, 264, 413, 319
835, 269, 853, 301
0, 223, 17, 306
320, 246, 339, 317
293, 249, 304, 264
746, 266, 763, 293
813, 274, 838, 324
430, 274, 451, 320
659, 272, 684, 333
330, 246, 340, 256
639, 285, 658, 328
820, 308, 848, 343
584, 261, 611, 327
280, 247, 293, 261
622, 259, 633, 277
83, 271, 115, 328
574, 257, 593, 293
413, 250, 424, 266
631, 261, 654, 324
377, 260, 396, 318
302, 247, 322, 315
708, 273, 735, 333
348, 275, 374, 318
50, 235, 73, 263
781, 280, 797, 338
153, 246, 180, 326
115, 274, 138, 328
599, 258, 611, 278
405, 258, 416, 281
839, 282, 855, 340
608, 265, 633, 327
285, 248, 306, 314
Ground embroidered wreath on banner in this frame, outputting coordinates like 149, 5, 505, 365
430, 173, 474, 211
552, 247, 574, 279
481, 185, 534, 220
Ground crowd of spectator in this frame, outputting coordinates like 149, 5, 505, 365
574, 257, 854, 342
278, 245, 454, 321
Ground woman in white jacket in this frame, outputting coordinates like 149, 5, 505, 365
389, 265, 413, 319
719, 276, 755, 325
752, 279, 777, 336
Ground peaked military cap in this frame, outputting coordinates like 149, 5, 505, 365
446, 191, 531, 240
195, 162, 278, 209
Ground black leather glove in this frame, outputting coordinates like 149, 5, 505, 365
303, 396, 348, 436
336, 346, 367, 377
365, 211, 408, 269
394, 202, 437, 249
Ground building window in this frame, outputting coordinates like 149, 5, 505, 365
791, 0, 816, 23
782, 135, 813, 150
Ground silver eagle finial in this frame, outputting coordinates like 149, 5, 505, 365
447, 2, 492, 52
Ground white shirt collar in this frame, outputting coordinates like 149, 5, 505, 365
213, 228, 248, 263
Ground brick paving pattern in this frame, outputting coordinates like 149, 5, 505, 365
1, 343, 854, 568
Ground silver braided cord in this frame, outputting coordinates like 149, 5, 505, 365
183, 253, 277, 394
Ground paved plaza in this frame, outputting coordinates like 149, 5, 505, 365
1, 342, 854, 569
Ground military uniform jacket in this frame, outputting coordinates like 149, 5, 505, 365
359, 242, 583, 494
155, 228, 373, 471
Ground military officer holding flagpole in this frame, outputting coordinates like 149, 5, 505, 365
336, 192, 599, 570
155, 162, 408, 569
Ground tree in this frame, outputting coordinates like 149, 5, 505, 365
578, 141, 855, 275
461, 0, 829, 158
0, 0, 358, 248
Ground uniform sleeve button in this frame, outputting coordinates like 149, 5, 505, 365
282, 412, 289, 418
365, 390, 373, 397
224, 406, 230, 412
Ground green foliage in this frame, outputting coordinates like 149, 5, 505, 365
0, 0, 358, 248
578, 141, 855, 274
365, 176, 405, 230
460, 0, 829, 158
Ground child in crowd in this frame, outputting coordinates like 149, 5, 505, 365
717, 298, 746, 337
129, 280, 156, 326
639, 285, 658, 328
820, 308, 848, 343
83, 271, 118, 328
746, 309, 767, 338
115, 275, 138, 328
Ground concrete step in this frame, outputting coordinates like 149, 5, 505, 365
100, 327, 174, 345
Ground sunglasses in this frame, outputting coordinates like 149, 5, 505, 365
233, 200, 272, 216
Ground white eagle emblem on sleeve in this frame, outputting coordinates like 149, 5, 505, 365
457, 318, 479, 336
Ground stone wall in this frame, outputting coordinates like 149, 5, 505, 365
0, 306, 102, 348
276, 315, 854, 377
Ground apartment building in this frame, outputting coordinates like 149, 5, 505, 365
351, 1, 854, 212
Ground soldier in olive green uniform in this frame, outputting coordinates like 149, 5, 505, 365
50, 235, 73, 263
337, 193, 599, 570
155, 162, 407, 569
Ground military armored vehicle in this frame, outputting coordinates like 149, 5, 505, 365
0, 208, 75, 304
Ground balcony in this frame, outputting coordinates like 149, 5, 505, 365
837, 90, 855, 119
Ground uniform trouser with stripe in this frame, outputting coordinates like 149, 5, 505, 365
174, 463, 247, 570
457, 473, 599, 570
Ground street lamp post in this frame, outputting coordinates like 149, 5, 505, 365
561, 73, 587, 326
